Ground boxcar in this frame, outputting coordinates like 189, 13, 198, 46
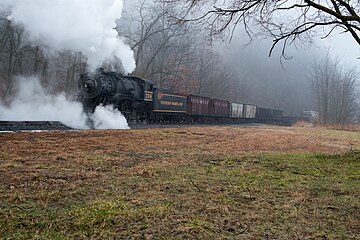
256, 107, 272, 119
187, 95, 211, 116
271, 109, 284, 119
230, 102, 244, 118
244, 104, 257, 118
211, 99, 230, 117
256, 107, 284, 119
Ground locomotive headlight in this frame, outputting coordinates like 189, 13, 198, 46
78, 74, 102, 98
84, 79, 97, 92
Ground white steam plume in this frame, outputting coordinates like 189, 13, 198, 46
92, 105, 130, 130
0, 77, 129, 130
2, 0, 135, 73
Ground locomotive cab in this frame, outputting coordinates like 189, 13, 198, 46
144, 81, 154, 102
125, 77, 154, 102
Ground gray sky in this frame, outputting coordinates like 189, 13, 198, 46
319, 33, 360, 68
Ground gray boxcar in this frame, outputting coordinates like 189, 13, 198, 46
244, 104, 257, 118
230, 102, 244, 118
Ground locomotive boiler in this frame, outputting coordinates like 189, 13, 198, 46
77, 68, 154, 120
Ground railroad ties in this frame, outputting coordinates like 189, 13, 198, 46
0, 121, 72, 132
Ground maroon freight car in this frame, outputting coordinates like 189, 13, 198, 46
211, 99, 230, 117
187, 95, 211, 116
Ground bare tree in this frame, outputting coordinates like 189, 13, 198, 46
0, 18, 27, 100
310, 55, 358, 125
120, 1, 204, 91
163, 0, 360, 58
0, 14, 87, 101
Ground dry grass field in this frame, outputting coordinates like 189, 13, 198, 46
0, 125, 359, 239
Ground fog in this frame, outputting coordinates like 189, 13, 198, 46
0, 0, 358, 122
0, 77, 129, 129
2, 0, 135, 73
216, 28, 358, 115
0, 0, 133, 129
320, 33, 360, 68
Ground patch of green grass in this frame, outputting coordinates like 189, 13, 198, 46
0, 152, 12, 161
180, 218, 216, 237
0, 151, 359, 239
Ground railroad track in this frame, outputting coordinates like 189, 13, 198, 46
0, 119, 292, 132
0, 121, 73, 132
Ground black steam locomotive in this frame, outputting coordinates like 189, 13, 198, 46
78, 69, 154, 120
78, 69, 284, 123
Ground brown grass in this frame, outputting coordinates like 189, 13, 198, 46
0, 125, 359, 239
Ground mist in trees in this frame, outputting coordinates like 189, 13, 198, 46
0, 0, 357, 121
119, 0, 320, 114
0, 15, 86, 102
0, 0, 134, 105
310, 55, 358, 125
219, 34, 325, 115
163, 0, 360, 61
157, 0, 360, 121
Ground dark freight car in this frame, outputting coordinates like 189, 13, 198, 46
153, 88, 187, 114
256, 107, 272, 119
256, 107, 284, 119
271, 109, 284, 119
211, 99, 230, 117
187, 95, 211, 116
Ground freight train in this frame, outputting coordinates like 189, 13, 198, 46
77, 69, 284, 124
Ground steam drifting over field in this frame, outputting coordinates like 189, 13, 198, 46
0, 77, 129, 130
0, 0, 133, 129
1, 0, 135, 73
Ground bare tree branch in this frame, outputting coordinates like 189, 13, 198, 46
162, 0, 360, 59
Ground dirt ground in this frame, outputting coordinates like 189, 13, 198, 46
0, 125, 359, 239
1, 124, 357, 158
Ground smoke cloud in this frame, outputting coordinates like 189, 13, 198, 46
2, 0, 135, 73
92, 105, 130, 130
0, 77, 129, 130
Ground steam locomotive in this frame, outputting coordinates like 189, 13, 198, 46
77, 69, 284, 123
78, 69, 154, 120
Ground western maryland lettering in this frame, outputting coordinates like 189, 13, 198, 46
160, 100, 184, 107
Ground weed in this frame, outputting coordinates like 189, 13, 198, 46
0, 127, 359, 238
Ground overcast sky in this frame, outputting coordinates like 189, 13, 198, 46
320, 33, 360, 68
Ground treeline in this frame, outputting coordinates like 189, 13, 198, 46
1, 1, 358, 124
123, 1, 359, 123
0, 17, 87, 102
119, 2, 241, 100
0, 2, 244, 105
310, 56, 359, 125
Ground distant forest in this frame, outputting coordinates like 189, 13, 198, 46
1, 1, 357, 121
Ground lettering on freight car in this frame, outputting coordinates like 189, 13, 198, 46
160, 101, 183, 107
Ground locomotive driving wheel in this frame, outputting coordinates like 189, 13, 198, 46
120, 100, 131, 118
